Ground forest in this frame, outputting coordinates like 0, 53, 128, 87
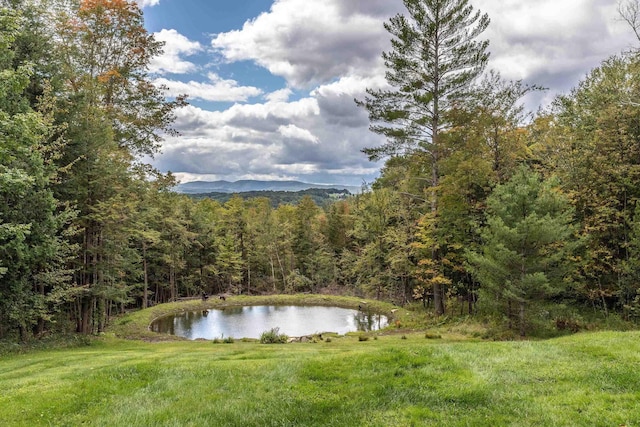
187, 188, 352, 207
3, 0, 640, 343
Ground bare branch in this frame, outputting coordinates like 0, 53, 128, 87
619, 0, 640, 42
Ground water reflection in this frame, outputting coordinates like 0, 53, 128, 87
354, 310, 386, 331
150, 305, 388, 340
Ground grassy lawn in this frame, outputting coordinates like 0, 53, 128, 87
1, 296, 638, 426
1, 327, 640, 426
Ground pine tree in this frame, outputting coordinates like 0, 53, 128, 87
467, 166, 577, 336
357, 0, 490, 314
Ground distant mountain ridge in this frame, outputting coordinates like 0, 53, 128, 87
174, 180, 361, 194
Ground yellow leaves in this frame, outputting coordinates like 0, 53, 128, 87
80, 0, 132, 14
412, 285, 428, 300
97, 69, 122, 83
64, 17, 85, 33
415, 258, 452, 287
79, 0, 99, 12
79, 0, 139, 25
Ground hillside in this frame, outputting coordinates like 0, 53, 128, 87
187, 187, 351, 207
174, 179, 361, 194
2, 327, 639, 426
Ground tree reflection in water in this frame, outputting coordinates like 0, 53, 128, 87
151, 306, 388, 340
354, 311, 386, 332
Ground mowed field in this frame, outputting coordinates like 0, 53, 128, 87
1, 330, 639, 426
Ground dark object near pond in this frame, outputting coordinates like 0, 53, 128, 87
219, 295, 226, 301
202, 292, 209, 301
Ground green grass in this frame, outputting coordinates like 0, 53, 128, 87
1, 330, 640, 426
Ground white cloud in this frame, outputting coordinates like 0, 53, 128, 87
151, 0, 638, 185
149, 29, 202, 75
136, 0, 160, 7
210, 0, 399, 88
265, 88, 293, 103
154, 73, 263, 102
208, 0, 635, 95
223, 98, 320, 123
278, 124, 319, 143
312, 75, 388, 98
480, 0, 635, 85
153, 92, 383, 185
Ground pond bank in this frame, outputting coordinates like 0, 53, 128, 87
109, 294, 405, 341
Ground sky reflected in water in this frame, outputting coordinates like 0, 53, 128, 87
151, 306, 388, 340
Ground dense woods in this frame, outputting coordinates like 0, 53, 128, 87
3, 0, 640, 340
187, 188, 351, 208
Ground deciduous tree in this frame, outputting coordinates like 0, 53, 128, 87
0, 7, 74, 339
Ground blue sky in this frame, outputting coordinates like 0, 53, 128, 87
144, 0, 289, 111
139, 0, 636, 185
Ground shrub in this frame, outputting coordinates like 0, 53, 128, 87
0, 334, 93, 356
260, 327, 288, 344
554, 316, 581, 332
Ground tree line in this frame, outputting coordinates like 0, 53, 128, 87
189, 188, 351, 208
2, 0, 640, 340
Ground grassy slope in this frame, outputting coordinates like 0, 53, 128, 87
1, 330, 639, 426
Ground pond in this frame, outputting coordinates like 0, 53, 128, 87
150, 305, 388, 340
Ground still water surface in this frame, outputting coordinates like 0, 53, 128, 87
150, 305, 388, 340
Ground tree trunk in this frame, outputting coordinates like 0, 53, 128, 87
170, 263, 176, 302
240, 230, 248, 289
430, 124, 445, 315
78, 297, 92, 334
598, 280, 609, 318
269, 253, 277, 292
275, 247, 287, 291
431, 34, 445, 317
36, 282, 45, 336
247, 257, 251, 295
142, 242, 149, 309
519, 301, 526, 337
97, 297, 105, 333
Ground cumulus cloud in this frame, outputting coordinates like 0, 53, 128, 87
210, 0, 399, 88
208, 0, 636, 104
150, 0, 638, 185
154, 73, 263, 102
278, 124, 319, 143
480, 0, 636, 103
265, 88, 293, 103
149, 29, 203, 75
153, 91, 383, 185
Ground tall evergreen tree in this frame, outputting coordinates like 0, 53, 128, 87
357, 0, 490, 314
